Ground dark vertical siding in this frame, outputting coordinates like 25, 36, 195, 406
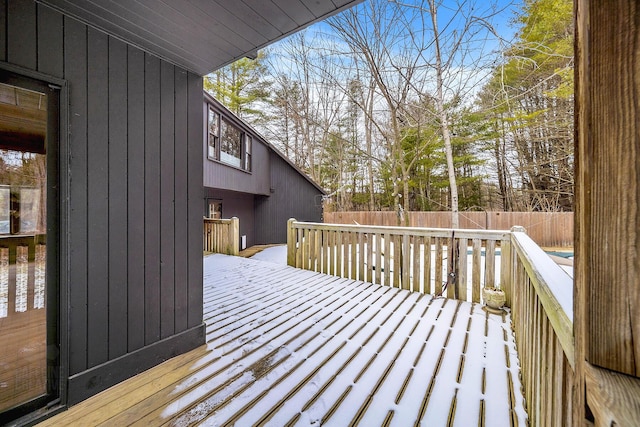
0, 3, 6, 61
108, 38, 128, 360
160, 61, 175, 339
203, 141, 270, 195
187, 73, 203, 329
173, 69, 189, 333
36, 4, 63, 77
7, 0, 35, 69
144, 54, 161, 345
86, 27, 109, 368
126, 46, 146, 353
64, 16, 89, 376
1, 1, 205, 404
254, 151, 323, 244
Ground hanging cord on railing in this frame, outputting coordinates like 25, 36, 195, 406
437, 229, 459, 298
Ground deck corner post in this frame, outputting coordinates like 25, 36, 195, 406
510, 225, 526, 234
230, 217, 240, 255
287, 218, 297, 267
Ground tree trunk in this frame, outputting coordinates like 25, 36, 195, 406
429, 0, 459, 229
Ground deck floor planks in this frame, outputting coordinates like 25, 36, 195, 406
38, 254, 527, 426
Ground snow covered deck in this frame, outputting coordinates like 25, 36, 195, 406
39, 254, 527, 426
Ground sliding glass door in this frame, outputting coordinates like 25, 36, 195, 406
0, 72, 59, 421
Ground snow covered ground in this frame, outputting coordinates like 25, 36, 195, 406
249, 245, 287, 264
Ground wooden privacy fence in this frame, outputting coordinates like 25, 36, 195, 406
287, 219, 575, 425
510, 230, 574, 426
203, 217, 239, 255
287, 219, 512, 304
324, 211, 574, 248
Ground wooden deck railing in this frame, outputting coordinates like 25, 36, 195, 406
0, 235, 48, 412
203, 217, 239, 255
287, 219, 575, 425
510, 229, 574, 426
287, 219, 512, 304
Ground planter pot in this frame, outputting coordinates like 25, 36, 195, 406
482, 286, 506, 314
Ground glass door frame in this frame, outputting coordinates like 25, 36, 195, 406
0, 63, 68, 424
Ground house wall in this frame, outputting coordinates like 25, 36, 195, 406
1, 0, 205, 407
202, 96, 270, 196
204, 188, 255, 248
254, 150, 323, 244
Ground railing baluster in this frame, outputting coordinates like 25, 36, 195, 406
337, 230, 342, 276
383, 232, 391, 287
472, 239, 482, 303
296, 228, 303, 268
458, 238, 468, 301
374, 233, 382, 286
366, 233, 373, 283
358, 232, 365, 282
402, 234, 410, 291
423, 236, 432, 294
350, 231, 357, 280
485, 240, 496, 288
392, 235, 401, 288
434, 237, 443, 295
412, 235, 421, 293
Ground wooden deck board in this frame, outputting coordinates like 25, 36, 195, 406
39, 255, 527, 426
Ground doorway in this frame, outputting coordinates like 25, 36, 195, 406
0, 71, 59, 421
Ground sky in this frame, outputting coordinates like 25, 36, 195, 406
265, 0, 526, 99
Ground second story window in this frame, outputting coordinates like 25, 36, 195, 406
244, 134, 252, 172
220, 118, 242, 168
207, 104, 252, 172
208, 108, 219, 160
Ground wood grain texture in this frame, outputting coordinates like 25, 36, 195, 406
584, 0, 640, 377
585, 363, 640, 426
573, 0, 589, 423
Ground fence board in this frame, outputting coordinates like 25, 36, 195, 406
325, 211, 573, 247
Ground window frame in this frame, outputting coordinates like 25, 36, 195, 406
207, 107, 219, 161
206, 103, 252, 173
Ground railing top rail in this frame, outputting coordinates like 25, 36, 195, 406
291, 220, 511, 241
511, 230, 575, 367
204, 217, 237, 224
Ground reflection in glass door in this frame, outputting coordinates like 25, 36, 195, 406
0, 80, 50, 415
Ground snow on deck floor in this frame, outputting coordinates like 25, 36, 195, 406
166, 254, 528, 427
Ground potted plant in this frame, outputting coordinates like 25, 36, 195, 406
482, 286, 506, 313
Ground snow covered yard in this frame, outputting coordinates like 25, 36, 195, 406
187, 254, 527, 426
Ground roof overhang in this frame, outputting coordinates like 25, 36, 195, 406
39, 0, 364, 76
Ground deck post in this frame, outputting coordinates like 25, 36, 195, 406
230, 217, 239, 255
575, 0, 640, 424
287, 218, 296, 267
